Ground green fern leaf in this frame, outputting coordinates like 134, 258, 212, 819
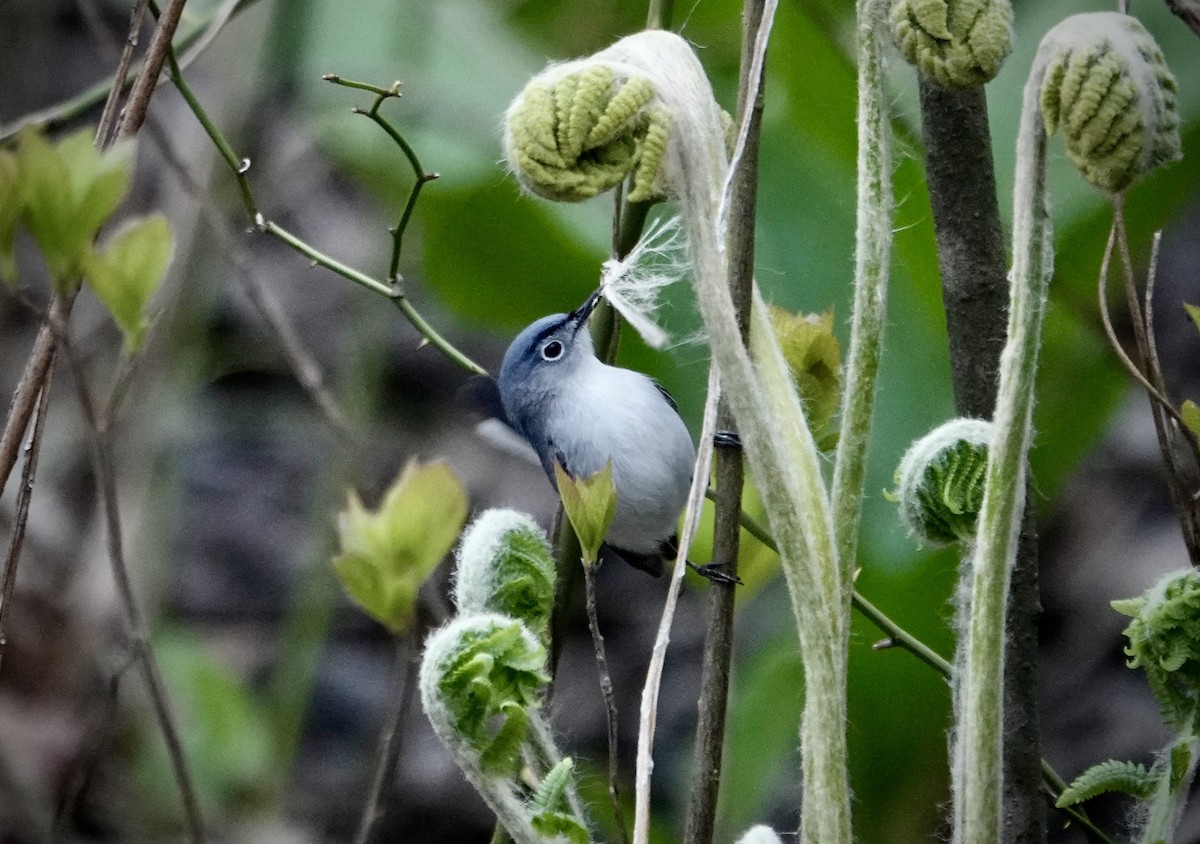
1055, 759, 1157, 808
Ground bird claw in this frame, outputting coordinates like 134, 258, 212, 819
713, 430, 742, 449
688, 561, 743, 586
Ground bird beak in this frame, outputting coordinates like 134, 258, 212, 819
570, 288, 604, 331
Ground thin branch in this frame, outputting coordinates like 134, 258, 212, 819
645, 0, 675, 29
115, 0, 188, 140
154, 40, 487, 375
583, 563, 630, 844
0, 352, 56, 678
352, 637, 417, 844
55, 326, 207, 844
682, 0, 763, 840
94, 0, 149, 146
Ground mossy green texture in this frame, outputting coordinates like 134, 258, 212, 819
1113, 570, 1200, 732
455, 510, 556, 645
1039, 12, 1181, 193
894, 418, 991, 546
505, 63, 672, 202
890, 0, 1013, 88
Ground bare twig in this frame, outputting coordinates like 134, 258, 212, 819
682, 1, 764, 841
115, 0, 188, 139
0, 351, 56, 678
352, 637, 417, 844
94, 0, 149, 146
583, 562, 630, 844
0, 294, 70, 498
55, 327, 207, 844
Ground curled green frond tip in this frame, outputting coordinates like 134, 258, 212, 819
455, 509, 556, 643
1115, 569, 1200, 732
890, 0, 1014, 88
505, 62, 670, 203
893, 418, 991, 546
1038, 12, 1181, 193
419, 614, 549, 774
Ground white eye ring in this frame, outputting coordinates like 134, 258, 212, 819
540, 340, 564, 361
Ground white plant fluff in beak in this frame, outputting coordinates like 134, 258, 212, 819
598, 215, 686, 350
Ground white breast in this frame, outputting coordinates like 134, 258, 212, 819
548, 358, 694, 553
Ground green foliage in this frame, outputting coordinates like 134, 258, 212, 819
893, 418, 990, 546
133, 632, 274, 824
1185, 303, 1200, 334
84, 214, 174, 351
889, 0, 1014, 88
1039, 13, 1180, 193
424, 616, 549, 773
530, 759, 590, 844
333, 460, 467, 634
455, 509, 557, 644
1113, 570, 1200, 732
15, 128, 133, 282
1182, 401, 1200, 438
553, 460, 616, 565
0, 149, 21, 285
1056, 759, 1157, 808
767, 305, 842, 451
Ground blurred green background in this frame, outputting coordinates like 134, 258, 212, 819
2, 0, 1199, 841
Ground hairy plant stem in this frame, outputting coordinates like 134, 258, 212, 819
954, 62, 1053, 844
681, 1, 763, 841
917, 79, 1045, 844
830, 0, 893, 587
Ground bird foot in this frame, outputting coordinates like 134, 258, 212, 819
688, 561, 743, 586
713, 430, 742, 449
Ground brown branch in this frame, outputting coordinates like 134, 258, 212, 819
95, 0, 150, 147
584, 563, 630, 844
0, 350, 56, 679
681, 1, 763, 842
56, 327, 208, 844
116, 0, 188, 139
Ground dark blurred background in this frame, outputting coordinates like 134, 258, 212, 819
1, 0, 1199, 841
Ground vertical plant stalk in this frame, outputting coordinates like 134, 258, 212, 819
954, 66, 1052, 844
682, 1, 764, 841
829, 0, 894, 584
917, 80, 1045, 844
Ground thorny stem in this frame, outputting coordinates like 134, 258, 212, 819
583, 561, 630, 844
0, 352, 55, 678
325, 74, 440, 284
682, 1, 763, 841
154, 30, 487, 375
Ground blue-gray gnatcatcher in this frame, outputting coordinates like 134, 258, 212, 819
472, 289, 694, 576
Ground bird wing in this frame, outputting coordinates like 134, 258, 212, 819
652, 379, 680, 413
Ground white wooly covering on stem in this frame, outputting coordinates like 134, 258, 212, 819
598, 215, 687, 349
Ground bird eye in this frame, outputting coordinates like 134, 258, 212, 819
541, 340, 564, 361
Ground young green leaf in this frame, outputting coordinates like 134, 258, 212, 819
84, 214, 174, 351
333, 460, 468, 634
0, 150, 21, 286
1186, 303, 1200, 335
553, 460, 616, 565
16, 129, 133, 282
767, 305, 842, 450
1182, 400, 1200, 438
1055, 759, 1157, 807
